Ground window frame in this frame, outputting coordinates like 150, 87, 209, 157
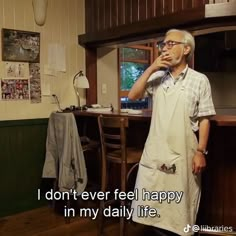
118, 44, 155, 108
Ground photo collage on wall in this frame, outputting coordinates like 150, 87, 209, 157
0, 28, 41, 103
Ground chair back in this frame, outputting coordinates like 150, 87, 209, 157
98, 115, 129, 164
97, 115, 140, 236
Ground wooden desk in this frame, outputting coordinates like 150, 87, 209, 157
73, 110, 150, 192
73, 110, 152, 121
74, 110, 236, 126
74, 110, 151, 149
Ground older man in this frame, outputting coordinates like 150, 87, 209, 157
129, 29, 215, 235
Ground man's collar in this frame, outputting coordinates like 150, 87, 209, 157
169, 65, 188, 81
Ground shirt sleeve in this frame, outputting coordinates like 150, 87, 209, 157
198, 75, 216, 117
144, 71, 165, 97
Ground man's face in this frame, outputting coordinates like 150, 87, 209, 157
161, 31, 187, 67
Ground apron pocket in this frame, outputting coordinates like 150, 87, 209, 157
140, 161, 177, 174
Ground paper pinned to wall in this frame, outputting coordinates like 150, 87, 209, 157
44, 64, 56, 76
56, 44, 66, 72
48, 44, 57, 71
48, 43, 66, 73
41, 77, 51, 95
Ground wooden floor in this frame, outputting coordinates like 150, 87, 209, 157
1, 204, 235, 236
0, 206, 154, 236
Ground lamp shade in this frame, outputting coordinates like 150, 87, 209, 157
32, 0, 48, 26
73, 71, 89, 89
73, 71, 89, 108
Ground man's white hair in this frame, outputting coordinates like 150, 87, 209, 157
166, 29, 195, 63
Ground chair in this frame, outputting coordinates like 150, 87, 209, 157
76, 115, 101, 192
97, 115, 143, 236
74, 113, 101, 154
81, 135, 100, 152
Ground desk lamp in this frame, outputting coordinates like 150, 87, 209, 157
73, 71, 89, 109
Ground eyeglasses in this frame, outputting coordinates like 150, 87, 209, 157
158, 40, 186, 50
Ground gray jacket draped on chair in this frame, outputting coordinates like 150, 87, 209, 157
42, 112, 87, 194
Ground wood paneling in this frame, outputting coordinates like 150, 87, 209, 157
111, 0, 118, 27
98, 0, 105, 31
85, 48, 97, 105
182, 0, 193, 9
104, 0, 111, 29
197, 126, 236, 228
131, 0, 139, 22
84, 0, 213, 35
80, 2, 236, 48
163, 0, 173, 14
139, 0, 147, 21
193, 0, 209, 8
147, 0, 155, 18
173, 0, 184, 12
125, 0, 132, 25
223, 127, 236, 226
80, 6, 206, 47
82, 0, 235, 108
85, 0, 93, 32
155, 0, 164, 16
0, 119, 48, 217
118, 0, 125, 26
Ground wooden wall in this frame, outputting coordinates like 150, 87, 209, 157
85, 0, 208, 33
198, 125, 236, 228
84, 0, 234, 34
0, 119, 48, 217
82, 0, 235, 104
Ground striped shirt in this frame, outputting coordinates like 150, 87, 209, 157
146, 66, 216, 131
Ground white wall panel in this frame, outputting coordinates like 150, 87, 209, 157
0, 0, 85, 120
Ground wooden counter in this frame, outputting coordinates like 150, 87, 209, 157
211, 115, 236, 126
73, 110, 152, 121
74, 110, 236, 126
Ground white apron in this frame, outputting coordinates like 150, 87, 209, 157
132, 76, 201, 236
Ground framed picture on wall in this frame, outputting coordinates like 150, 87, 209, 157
2, 28, 40, 63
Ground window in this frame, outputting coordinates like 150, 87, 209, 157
119, 44, 157, 109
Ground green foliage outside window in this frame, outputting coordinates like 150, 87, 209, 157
120, 62, 149, 90
119, 46, 152, 109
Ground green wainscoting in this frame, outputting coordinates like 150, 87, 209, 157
0, 118, 48, 217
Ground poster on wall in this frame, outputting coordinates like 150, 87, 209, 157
29, 63, 41, 103
2, 28, 40, 63
4, 62, 29, 78
1, 79, 29, 100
